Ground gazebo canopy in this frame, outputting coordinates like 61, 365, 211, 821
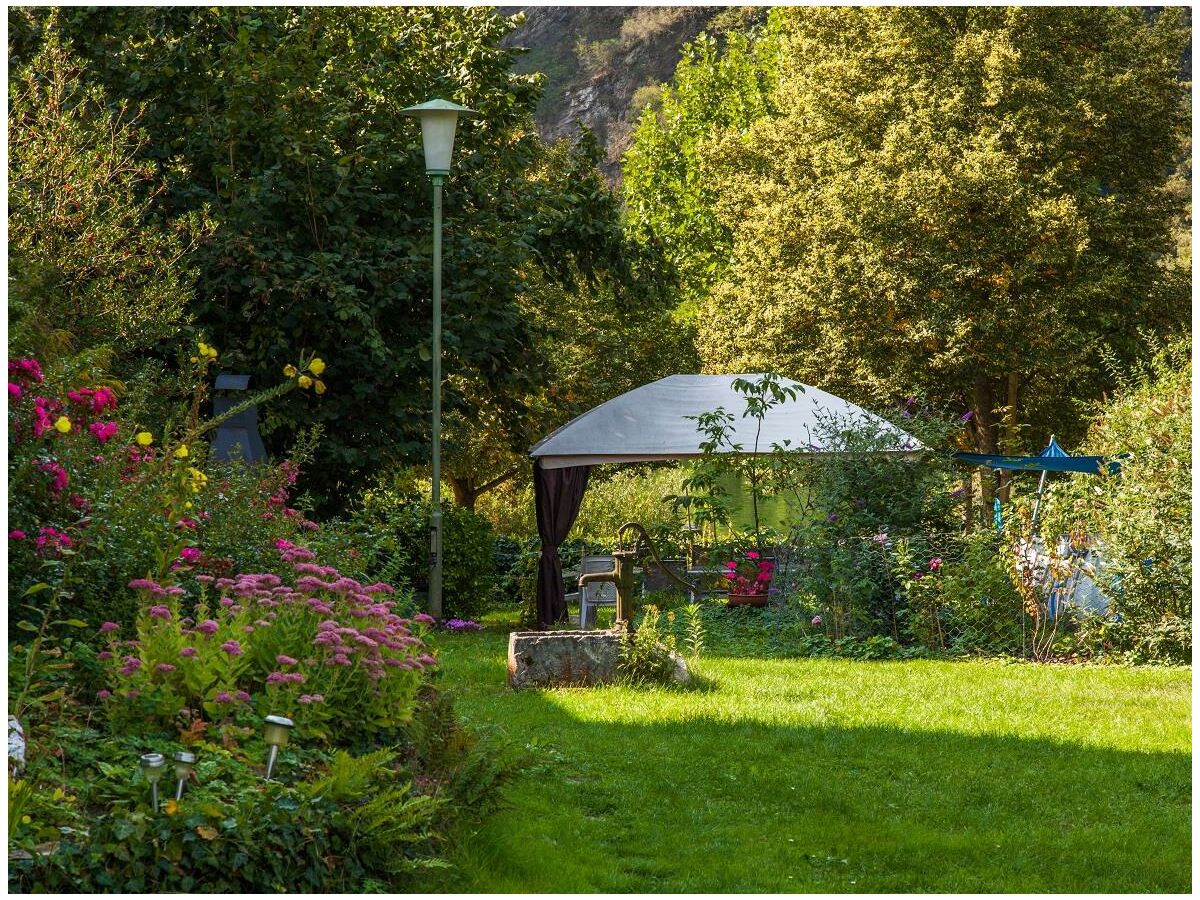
528, 374, 923, 629
530, 374, 922, 469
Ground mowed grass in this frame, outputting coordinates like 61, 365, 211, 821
420, 618, 1191, 893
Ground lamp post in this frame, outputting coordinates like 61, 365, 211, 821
401, 98, 477, 619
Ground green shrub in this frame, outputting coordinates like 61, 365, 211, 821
1040, 340, 1191, 664
351, 488, 496, 621
10, 730, 444, 892
618, 606, 683, 684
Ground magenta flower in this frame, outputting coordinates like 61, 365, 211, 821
413, 613, 436, 625
180, 647, 197, 658
97, 651, 113, 661
148, 605, 171, 620
276, 654, 297, 666
9, 382, 21, 401
912, 571, 924, 581
88, 421, 118, 443
811, 615, 823, 628
99, 621, 119, 633
155, 663, 176, 673
196, 619, 219, 636
9, 529, 26, 540
234, 691, 251, 702
178, 547, 202, 564
220, 640, 243, 657
928, 557, 943, 572
96, 689, 111, 700
213, 691, 233, 703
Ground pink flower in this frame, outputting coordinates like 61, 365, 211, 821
912, 571, 924, 581
125, 689, 140, 699
97, 651, 113, 661
8, 529, 25, 540
413, 613, 436, 625
811, 615, 823, 627
8, 382, 20, 401
99, 621, 119, 633
179, 647, 197, 658
275, 538, 295, 550
88, 421, 118, 443
148, 605, 171, 620
178, 547, 202, 564
196, 619, 219, 635
220, 640, 243, 656
746, 551, 760, 560
155, 663, 176, 673
234, 691, 251, 702
276, 654, 297, 666
8, 359, 43, 384
928, 557, 943, 572
297, 693, 324, 704
214, 691, 233, 703
96, 689, 111, 700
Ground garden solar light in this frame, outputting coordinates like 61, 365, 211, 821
139, 752, 166, 812
263, 714, 294, 780
400, 97, 477, 620
172, 751, 197, 801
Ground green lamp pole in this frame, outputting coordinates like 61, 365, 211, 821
401, 98, 476, 619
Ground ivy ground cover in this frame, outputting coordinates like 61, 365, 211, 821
420, 618, 1190, 893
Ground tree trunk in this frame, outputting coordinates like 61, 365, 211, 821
972, 374, 998, 529
450, 477, 477, 512
998, 372, 1020, 503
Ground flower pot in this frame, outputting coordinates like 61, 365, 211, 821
727, 592, 769, 607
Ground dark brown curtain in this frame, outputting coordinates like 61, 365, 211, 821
533, 460, 592, 629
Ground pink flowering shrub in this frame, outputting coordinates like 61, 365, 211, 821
98, 542, 435, 741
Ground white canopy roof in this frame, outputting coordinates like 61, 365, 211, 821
530, 374, 923, 469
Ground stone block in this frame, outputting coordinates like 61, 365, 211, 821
507, 630, 691, 689
508, 630, 622, 689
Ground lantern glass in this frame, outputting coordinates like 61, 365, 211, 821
139, 752, 166, 783
173, 751, 196, 781
263, 714, 294, 747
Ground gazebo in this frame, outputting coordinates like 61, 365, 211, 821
528, 374, 923, 628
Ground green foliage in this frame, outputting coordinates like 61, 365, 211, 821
351, 485, 496, 621
9, 727, 445, 892
682, 602, 705, 660
634, 6, 1190, 455
7, 38, 205, 359
15, 7, 663, 507
618, 605, 682, 684
624, 21, 783, 310
1039, 340, 1191, 663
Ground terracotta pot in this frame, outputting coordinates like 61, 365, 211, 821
727, 592, 769, 607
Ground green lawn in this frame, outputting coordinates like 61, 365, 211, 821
420, 618, 1191, 893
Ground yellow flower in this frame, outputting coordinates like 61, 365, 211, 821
308, 358, 326, 375
283, 364, 298, 378
188, 467, 208, 482
164, 799, 179, 816
174, 445, 189, 459
136, 432, 154, 446
314, 379, 326, 395
197, 341, 218, 360
298, 375, 313, 389
54, 416, 72, 434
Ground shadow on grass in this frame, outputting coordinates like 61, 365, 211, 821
421, 647, 1191, 894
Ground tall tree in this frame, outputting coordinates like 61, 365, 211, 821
692, 6, 1189, 469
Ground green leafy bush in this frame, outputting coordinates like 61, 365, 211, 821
1040, 341, 1191, 664
618, 606, 684, 684
350, 487, 497, 621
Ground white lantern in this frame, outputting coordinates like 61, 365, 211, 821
400, 98, 477, 176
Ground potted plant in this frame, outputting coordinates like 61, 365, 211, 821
723, 549, 775, 606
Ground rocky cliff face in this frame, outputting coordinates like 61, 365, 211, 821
501, 6, 718, 183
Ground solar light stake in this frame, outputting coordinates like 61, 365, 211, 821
263, 715, 294, 781
139, 752, 166, 813
173, 751, 197, 801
